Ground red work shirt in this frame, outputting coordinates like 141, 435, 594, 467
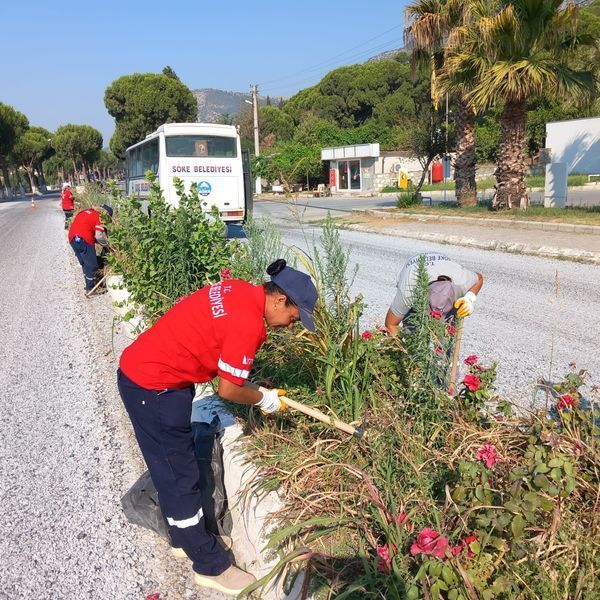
68, 209, 105, 245
120, 280, 267, 390
61, 189, 74, 210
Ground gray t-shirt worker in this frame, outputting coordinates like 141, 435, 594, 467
385, 253, 484, 335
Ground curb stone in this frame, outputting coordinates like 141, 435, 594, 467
353, 208, 600, 235
106, 277, 304, 600
346, 224, 600, 265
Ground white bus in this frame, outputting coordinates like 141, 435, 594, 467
125, 122, 252, 222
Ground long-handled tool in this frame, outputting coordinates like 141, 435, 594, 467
85, 272, 110, 298
282, 396, 364, 439
448, 319, 464, 395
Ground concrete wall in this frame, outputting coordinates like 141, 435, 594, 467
546, 117, 600, 174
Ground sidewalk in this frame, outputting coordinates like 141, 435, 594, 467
347, 210, 600, 264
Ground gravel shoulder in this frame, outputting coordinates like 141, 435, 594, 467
0, 197, 224, 599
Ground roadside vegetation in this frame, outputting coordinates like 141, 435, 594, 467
101, 182, 599, 599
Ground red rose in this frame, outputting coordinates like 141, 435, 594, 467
361, 330, 374, 340
429, 309, 443, 319
446, 324, 456, 336
410, 528, 448, 559
463, 374, 481, 391
395, 511, 408, 525
464, 355, 478, 366
557, 394, 576, 410
220, 267, 233, 280
376, 544, 394, 573
476, 444, 499, 468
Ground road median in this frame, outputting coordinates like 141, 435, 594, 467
346, 210, 600, 264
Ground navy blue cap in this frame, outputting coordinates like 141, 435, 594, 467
100, 204, 113, 217
271, 266, 318, 331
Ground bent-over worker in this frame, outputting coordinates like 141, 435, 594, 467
68, 204, 112, 294
117, 259, 318, 596
60, 183, 75, 229
385, 252, 483, 335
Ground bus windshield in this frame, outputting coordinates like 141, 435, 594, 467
166, 135, 237, 158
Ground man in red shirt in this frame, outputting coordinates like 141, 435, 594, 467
60, 183, 75, 229
118, 259, 318, 596
68, 204, 112, 293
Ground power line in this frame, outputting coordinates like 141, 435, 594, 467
257, 23, 404, 88
260, 39, 404, 96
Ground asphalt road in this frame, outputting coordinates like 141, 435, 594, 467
0, 195, 225, 599
253, 200, 600, 405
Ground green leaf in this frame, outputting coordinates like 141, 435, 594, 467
442, 565, 457, 586
406, 586, 420, 600
535, 462, 550, 474
511, 514, 525, 538
564, 476, 576, 494
549, 467, 562, 481
548, 457, 564, 468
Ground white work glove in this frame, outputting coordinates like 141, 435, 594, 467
256, 386, 287, 415
454, 291, 477, 318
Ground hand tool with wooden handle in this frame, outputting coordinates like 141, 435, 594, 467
448, 319, 464, 395
282, 396, 364, 439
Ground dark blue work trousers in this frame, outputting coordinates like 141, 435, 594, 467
117, 369, 231, 576
70, 236, 98, 291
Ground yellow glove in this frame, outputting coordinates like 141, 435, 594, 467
454, 291, 477, 318
256, 387, 287, 415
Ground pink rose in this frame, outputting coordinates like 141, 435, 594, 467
463, 374, 481, 391
429, 309, 443, 319
410, 528, 448, 559
434, 345, 443, 356
451, 534, 478, 558
376, 544, 393, 573
557, 394, 576, 410
220, 267, 233, 280
395, 511, 408, 525
475, 364, 485, 372
476, 444, 498, 469
464, 355, 478, 366
361, 330, 374, 340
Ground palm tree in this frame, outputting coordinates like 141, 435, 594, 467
405, 0, 478, 207
443, 0, 595, 210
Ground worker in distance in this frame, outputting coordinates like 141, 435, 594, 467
385, 252, 484, 335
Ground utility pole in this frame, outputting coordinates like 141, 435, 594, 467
251, 84, 262, 194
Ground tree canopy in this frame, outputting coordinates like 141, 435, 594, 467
105, 73, 198, 157
0, 103, 29, 159
52, 124, 103, 168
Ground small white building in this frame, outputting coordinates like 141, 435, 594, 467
321, 143, 434, 194
545, 116, 600, 174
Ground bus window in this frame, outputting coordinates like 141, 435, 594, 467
142, 139, 159, 174
166, 135, 237, 158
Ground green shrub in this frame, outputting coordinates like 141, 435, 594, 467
397, 190, 421, 208
106, 173, 235, 323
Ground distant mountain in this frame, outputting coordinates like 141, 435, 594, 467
193, 88, 284, 123
367, 48, 406, 63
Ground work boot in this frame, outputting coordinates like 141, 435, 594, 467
171, 534, 233, 558
194, 565, 256, 596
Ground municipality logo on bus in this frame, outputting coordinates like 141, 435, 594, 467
197, 181, 212, 196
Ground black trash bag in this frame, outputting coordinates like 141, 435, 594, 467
120, 414, 231, 539
120, 470, 169, 541
193, 414, 232, 537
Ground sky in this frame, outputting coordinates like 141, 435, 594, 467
1, 0, 409, 148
